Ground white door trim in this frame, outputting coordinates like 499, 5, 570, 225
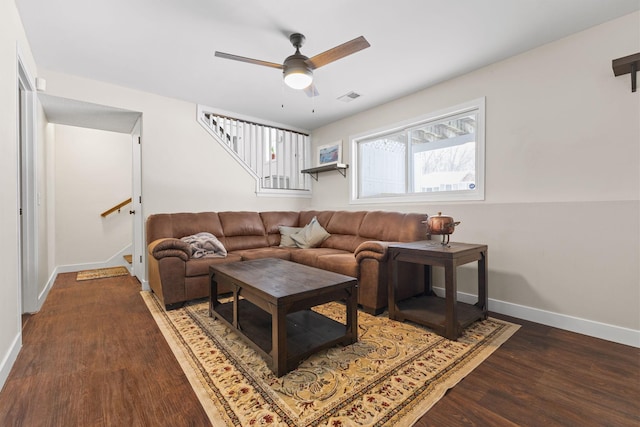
131, 118, 145, 286
17, 51, 38, 314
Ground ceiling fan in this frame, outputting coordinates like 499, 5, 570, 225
215, 33, 370, 96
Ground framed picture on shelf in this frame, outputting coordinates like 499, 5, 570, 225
317, 141, 342, 166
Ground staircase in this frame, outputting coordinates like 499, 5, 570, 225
197, 106, 312, 194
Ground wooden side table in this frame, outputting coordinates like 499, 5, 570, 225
388, 241, 488, 340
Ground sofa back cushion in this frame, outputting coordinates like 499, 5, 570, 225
321, 210, 368, 252
218, 211, 269, 251
146, 212, 223, 244
260, 211, 300, 246
396, 212, 429, 241
358, 211, 427, 242
298, 210, 334, 228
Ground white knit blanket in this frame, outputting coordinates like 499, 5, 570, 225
180, 232, 227, 259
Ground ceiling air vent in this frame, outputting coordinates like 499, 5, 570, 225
337, 91, 361, 103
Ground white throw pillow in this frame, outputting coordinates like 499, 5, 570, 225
279, 226, 303, 248
290, 217, 330, 249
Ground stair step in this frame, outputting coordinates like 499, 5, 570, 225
123, 255, 133, 265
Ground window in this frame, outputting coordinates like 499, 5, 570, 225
351, 98, 485, 203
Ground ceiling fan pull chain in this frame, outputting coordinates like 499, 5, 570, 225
281, 79, 285, 109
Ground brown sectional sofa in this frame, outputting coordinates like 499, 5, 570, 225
146, 210, 428, 314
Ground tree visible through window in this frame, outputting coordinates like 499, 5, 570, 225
352, 98, 484, 203
412, 113, 477, 193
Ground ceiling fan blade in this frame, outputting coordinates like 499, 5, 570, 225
306, 36, 370, 70
215, 51, 283, 69
304, 83, 319, 97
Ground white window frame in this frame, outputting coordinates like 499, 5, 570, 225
350, 97, 485, 204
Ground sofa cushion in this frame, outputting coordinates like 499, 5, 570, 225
218, 211, 269, 251
359, 211, 427, 242
219, 211, 265, 236
298, 210, 334, 228
320, 211, 368, 252
260, 211, 300, 246
184, 254, 242, 277
291, 217, 330, 249
325, 211, 367, 235
321, 234, 367, 252
278, 226, 302, 247
316, 253, 358, 278
289, 247, 349, 268
146, 212, 224, 243
233, 248, 292, 261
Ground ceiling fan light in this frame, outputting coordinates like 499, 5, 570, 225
284, 68, 313, 89
283, 67, 313, 89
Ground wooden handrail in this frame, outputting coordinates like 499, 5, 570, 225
101, 198, 132, 217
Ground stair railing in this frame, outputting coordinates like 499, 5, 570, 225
101, 198, 132, 217
197, 105, 312, 195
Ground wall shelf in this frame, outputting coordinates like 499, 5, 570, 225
612, 52, 640, 92
301, 163, 349, 181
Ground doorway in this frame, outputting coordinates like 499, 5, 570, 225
38, 94, 143, 281
24, 92, 144, 310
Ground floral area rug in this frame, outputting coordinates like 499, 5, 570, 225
141, 291, 519, 426
76, 266, 129, 281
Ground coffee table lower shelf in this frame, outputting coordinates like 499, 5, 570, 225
213, 299, 349, 369
392, 295, 485, 336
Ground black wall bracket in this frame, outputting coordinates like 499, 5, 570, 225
612, 53, 640, 93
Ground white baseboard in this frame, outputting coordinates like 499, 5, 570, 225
37, 244, 135, 312
432, 287, 640, 348
55, 244, 133, 274
54, 244, 134, 274
0, 331, 21, 391
37, 269, 57, 311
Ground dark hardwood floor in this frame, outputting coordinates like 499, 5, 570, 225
0, 273, 210, 427
0, 272, 638, 426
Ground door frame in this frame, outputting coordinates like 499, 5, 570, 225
130, 118, 145, 286
17, 52, 38, 314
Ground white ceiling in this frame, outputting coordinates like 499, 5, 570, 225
39, 94, 141, 133
17, 0, 640, 131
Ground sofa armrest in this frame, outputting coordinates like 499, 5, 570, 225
148, 238, 191, 261
354, 240, 398, 263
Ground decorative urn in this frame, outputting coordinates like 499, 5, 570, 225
422, 212, 460, 246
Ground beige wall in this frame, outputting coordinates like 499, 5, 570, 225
311, 13, 640, 340
39, 70, 313, 217
53, 125, 132, 266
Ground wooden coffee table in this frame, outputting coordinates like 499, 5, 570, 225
209, 258, 358, 376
